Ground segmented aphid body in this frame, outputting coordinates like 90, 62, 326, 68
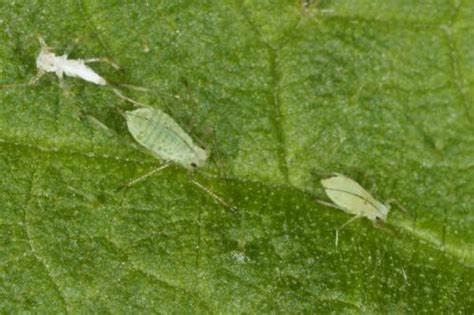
321, 174, 390, 222
124, 107, 209, 170
36, 38, 107, 85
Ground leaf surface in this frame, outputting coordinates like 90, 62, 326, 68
0, 1, 473, 313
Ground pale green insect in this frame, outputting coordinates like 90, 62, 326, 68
316, 173, 404, 246
124, 107, 209, 170
118, 98, 236, 212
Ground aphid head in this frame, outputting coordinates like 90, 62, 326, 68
36, 50, 57, 72
35, 36, 57, 72
377, 204, 390, 221
189, 147, 209, 170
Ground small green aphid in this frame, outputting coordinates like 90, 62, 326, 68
316, 173, 405, 246
120, 100, 236, 212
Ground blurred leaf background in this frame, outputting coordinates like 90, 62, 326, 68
0, 0, 473, 313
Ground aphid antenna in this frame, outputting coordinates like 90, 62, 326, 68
189, 177, 238, 213
79, 111, 118, 138
385, 198, 408, 213
36, 35, 67, 53
117, 83, 150, 92
118, 164, 170, 192
309, 169, 338, 184
116, 83, 183, 101
371, 220, 394, 235
193, 128, 233, 184
113, 87, 177, 110
207, 128, 229, 174
80, 110, 144, 154
113, 88, 149, 108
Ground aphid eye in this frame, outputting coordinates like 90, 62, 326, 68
190, 162, 198, 168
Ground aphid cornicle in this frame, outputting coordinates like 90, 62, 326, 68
120, 102, 236, 212
316, 173, 403, 246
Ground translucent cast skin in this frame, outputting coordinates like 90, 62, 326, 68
36, 38, 107, 85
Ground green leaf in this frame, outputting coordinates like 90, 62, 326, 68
1, 0, 473, 313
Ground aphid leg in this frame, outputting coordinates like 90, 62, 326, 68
113, 88, 149, 107
335, 215, 362, 248
385, 198, 408, 213
55, 71, 72, 97
83, 57, 120, 70
38, 36, 49, 50
189, 178, 238, 213
56, 72, 65, 88
371, 220, 394, 235
315, 199, 346, 211
81, 110, 143, 152
62, 37, 81, 56
28, 70, 46, 85
57, 35, 119, 70
401, 267, 408, 284
1, 69, 46, 89
120, 164, 170, 190
208, 129, 229, 177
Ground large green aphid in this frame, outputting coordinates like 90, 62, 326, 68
116, 91, 236, 212
124, 107, 209, 170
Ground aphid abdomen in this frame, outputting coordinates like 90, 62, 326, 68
61, 59, 106, 85
321, 174, 388, 221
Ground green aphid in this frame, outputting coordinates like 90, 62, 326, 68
124, 107, 209, 170
316, 173, 406, 247
117, 93, 236, 212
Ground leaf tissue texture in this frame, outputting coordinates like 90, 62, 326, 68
0, 1, 473, 313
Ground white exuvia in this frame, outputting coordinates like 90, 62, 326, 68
33, 37, 112, 86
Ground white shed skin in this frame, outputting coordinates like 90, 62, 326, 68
35, 37, 107, 85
